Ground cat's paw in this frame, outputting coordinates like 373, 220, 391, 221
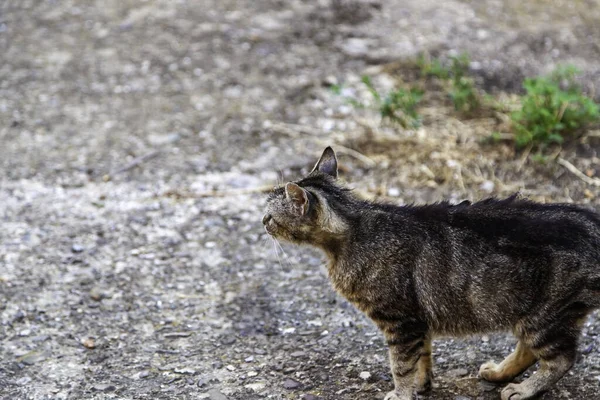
415, 370, 433, 393
478, 361, 502, 382
383, 390, 412, 400
501, 383, 531, 400
383, 391, 401, 400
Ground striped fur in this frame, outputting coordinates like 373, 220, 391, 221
263, 147, 600, 400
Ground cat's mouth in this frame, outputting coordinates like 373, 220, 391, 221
262, 213, 278, 235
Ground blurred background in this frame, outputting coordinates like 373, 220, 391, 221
1, 0, 599, 399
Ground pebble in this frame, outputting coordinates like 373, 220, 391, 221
359, 371, 371, 380
340, 38, 371, 58
448, 368, 469, 377
174, 367, 196, 375
32, 335, 50, 343
71, 244, 84, 253
164, 332, 192, 339
244, 355, 254, 362
247, 371, 258, 377
89, 287, 105, 301
17, 376, 32, 385
478, 380, 498, 392
93, 383, 116, 392
388, 187, 401, 197
138, 370, 150, 379
221, 336, 236, 345
323, 75, 338, 87
81, 337, 96, 349
226, 365, 235, 371
455, 396, 472, 400
283, 378, 301, 389
18, 351, 48, 365
207, 389, 228, 400
245, 382, 266, 391
290, 351, 305, 358
303, 395, 321, 400
480, 180, 495, 193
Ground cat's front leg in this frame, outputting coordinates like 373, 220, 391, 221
383, 329, 426, 400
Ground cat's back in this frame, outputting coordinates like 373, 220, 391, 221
394, 195, 599, 250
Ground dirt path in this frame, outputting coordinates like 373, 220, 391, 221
1, 1, 600, 399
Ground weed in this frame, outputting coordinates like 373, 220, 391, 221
448, 54, 481, 113
416, 54, 449, 79
511, 65, 600, 148
361, 76, 423, 128
417, 53, 480, 114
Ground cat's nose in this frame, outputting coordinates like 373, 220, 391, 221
262, 214, 272, 225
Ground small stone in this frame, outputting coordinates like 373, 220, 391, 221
93, 383, 116, 392
303, 395, 321, 400
359, 371, 371, 381
482, 335, 490, 342
245, 382, 266, 392
164, 332, 192, 339
455, 396, 472, 400
207, 389, 228, 400
584, 189, 595, 199
17, 376, 32, 385
32, 335, 50, 343
290, 351, 305, 358
244, 355, 254, 362
174, 367, 196, 375
71, 244, 84, 253
197, 378, 208, 388
138, 370, 150, 379
212, 361, 223, 369
19, 329, 31, 336
18, 351, 48, 365
247, 371, 258, 377
388, 187, 401, 197
90, 287, 105, 301
448, 368, 469, 377
226, 365, 235, 371
283, 378, 301, 389
323, 76, 338, 87
12, 310, 26, 323
480, 180, 495, 193
340, 38, 371, 58
221, 336, 236, 345
478, 380, 498, 392
81, 337, 96, 349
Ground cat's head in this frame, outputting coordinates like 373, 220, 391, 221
263, 147, 352, 246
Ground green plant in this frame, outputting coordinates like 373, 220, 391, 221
416, 54, 449, 79
447, 54, 480, 113
511, 65, 600, 148
416, 53, 480, 114
361, 76, 423, 128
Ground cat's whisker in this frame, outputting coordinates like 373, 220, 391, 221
270, 237, 285, 272
273, 238, 293, 269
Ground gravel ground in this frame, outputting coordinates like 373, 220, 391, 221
1, 1, 600, 399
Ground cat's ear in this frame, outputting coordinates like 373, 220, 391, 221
285, 182, 309, 216
311, 146, 338, 179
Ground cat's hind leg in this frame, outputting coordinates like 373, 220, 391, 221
415, 336, 433, 393
499, 315, 582, 400
479, 341, 536, 383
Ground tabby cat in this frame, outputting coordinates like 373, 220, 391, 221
263, 147, 600, 400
